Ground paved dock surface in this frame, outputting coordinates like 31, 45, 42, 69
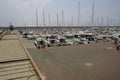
0, 35, 28, 62
22, 38, 120, 80
0, 32, 40, 80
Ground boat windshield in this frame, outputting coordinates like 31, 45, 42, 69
66, 36, 74, 39
60, 39, 65, 43
37, 41, 45, 45
50, 40, 55, 44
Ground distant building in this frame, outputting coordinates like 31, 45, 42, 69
9, 22, 14, 31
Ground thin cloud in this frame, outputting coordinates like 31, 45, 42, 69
0, 0, 50, 26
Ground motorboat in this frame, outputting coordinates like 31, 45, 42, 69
64, 32, 74, 45
34, 37, 50, 49
46, 35, 59, 47
57, 36, 67, 46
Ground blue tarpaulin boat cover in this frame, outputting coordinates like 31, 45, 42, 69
47, 36, 57, 39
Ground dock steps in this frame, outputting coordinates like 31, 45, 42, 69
0, 31, 41, 80
0, 60, 39, 80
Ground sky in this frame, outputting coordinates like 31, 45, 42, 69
0, 0, 120, 27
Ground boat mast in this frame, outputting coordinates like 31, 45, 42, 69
56, 13, 59, 27
118, 18, 120, 26
78, 1, 80, 26
107, 16, 109, 26
101, 16, 103, 26
97, 17, 100, 26
43, 10, 46, 27
113, 18, 116, 26
48, 13, 51, 27
62, 10, 64, 27
91, 1, 95, 26
110, 18, 113, 26
71, 16, 74, 27
36, 8, 38, 27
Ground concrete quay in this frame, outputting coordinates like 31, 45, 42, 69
1, 30, 120, 80
22, 37, 120, 80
